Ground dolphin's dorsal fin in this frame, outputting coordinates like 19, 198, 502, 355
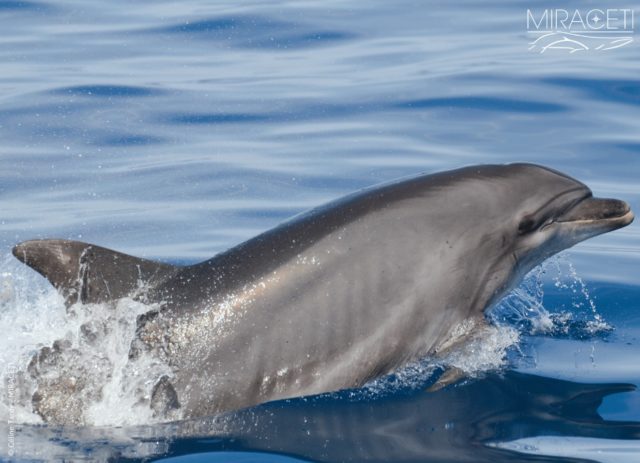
12, 239, 179, 306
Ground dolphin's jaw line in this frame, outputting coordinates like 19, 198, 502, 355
556, 209, 635, 227
535, 197, 634, 252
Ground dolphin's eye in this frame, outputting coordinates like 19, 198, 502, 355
518, 215, 537, 235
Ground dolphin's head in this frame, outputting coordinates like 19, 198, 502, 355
487, 163, 633, 285
444, 163, 634, 314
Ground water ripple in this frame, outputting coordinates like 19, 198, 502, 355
159, 16, 285, 35
52, 85, 163, 98
168, 113, 270, 124
96, 134, 166, 147
151, 15, 353, 49
0, 0, 44, 10
163, 95, 565, 127
396, 96, 567, 113
545, 78, 640, 106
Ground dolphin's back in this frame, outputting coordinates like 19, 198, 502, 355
155, 164, 513, 306
9, 163, 533, 309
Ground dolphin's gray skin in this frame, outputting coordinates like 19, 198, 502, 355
12, 163, 634, 424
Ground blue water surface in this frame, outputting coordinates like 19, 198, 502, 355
1, 1, 639, 462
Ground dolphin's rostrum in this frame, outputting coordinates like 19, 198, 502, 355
12, 163, 634, 424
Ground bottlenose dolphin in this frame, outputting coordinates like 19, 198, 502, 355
12, 163, 634, 424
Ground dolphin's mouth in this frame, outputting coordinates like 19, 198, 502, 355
556, 196, 634, 230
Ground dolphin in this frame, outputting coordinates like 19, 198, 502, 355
12, 163, 634, 424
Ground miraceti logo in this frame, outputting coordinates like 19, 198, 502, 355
527, 8, 635, 53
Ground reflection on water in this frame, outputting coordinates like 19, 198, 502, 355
200, 371, 639, 463
4, 372, 637, 462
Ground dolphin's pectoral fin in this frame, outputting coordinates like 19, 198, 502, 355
12, 239, 179, 306
150, 375, 180, 418
426, 366, 466, 392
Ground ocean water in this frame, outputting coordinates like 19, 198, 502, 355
1, 0, 639, 462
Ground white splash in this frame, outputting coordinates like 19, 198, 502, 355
0, 253, 171, 427
439, 324, 521, 375
0, 254, 68, 425
490, 254, 612, 339
83, 299, 174, 427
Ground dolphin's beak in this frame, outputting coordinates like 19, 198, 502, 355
557, 196, 634, 231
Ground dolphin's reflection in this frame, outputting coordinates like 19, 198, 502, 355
162, 371, 639, 463
4, 371, 637, 462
